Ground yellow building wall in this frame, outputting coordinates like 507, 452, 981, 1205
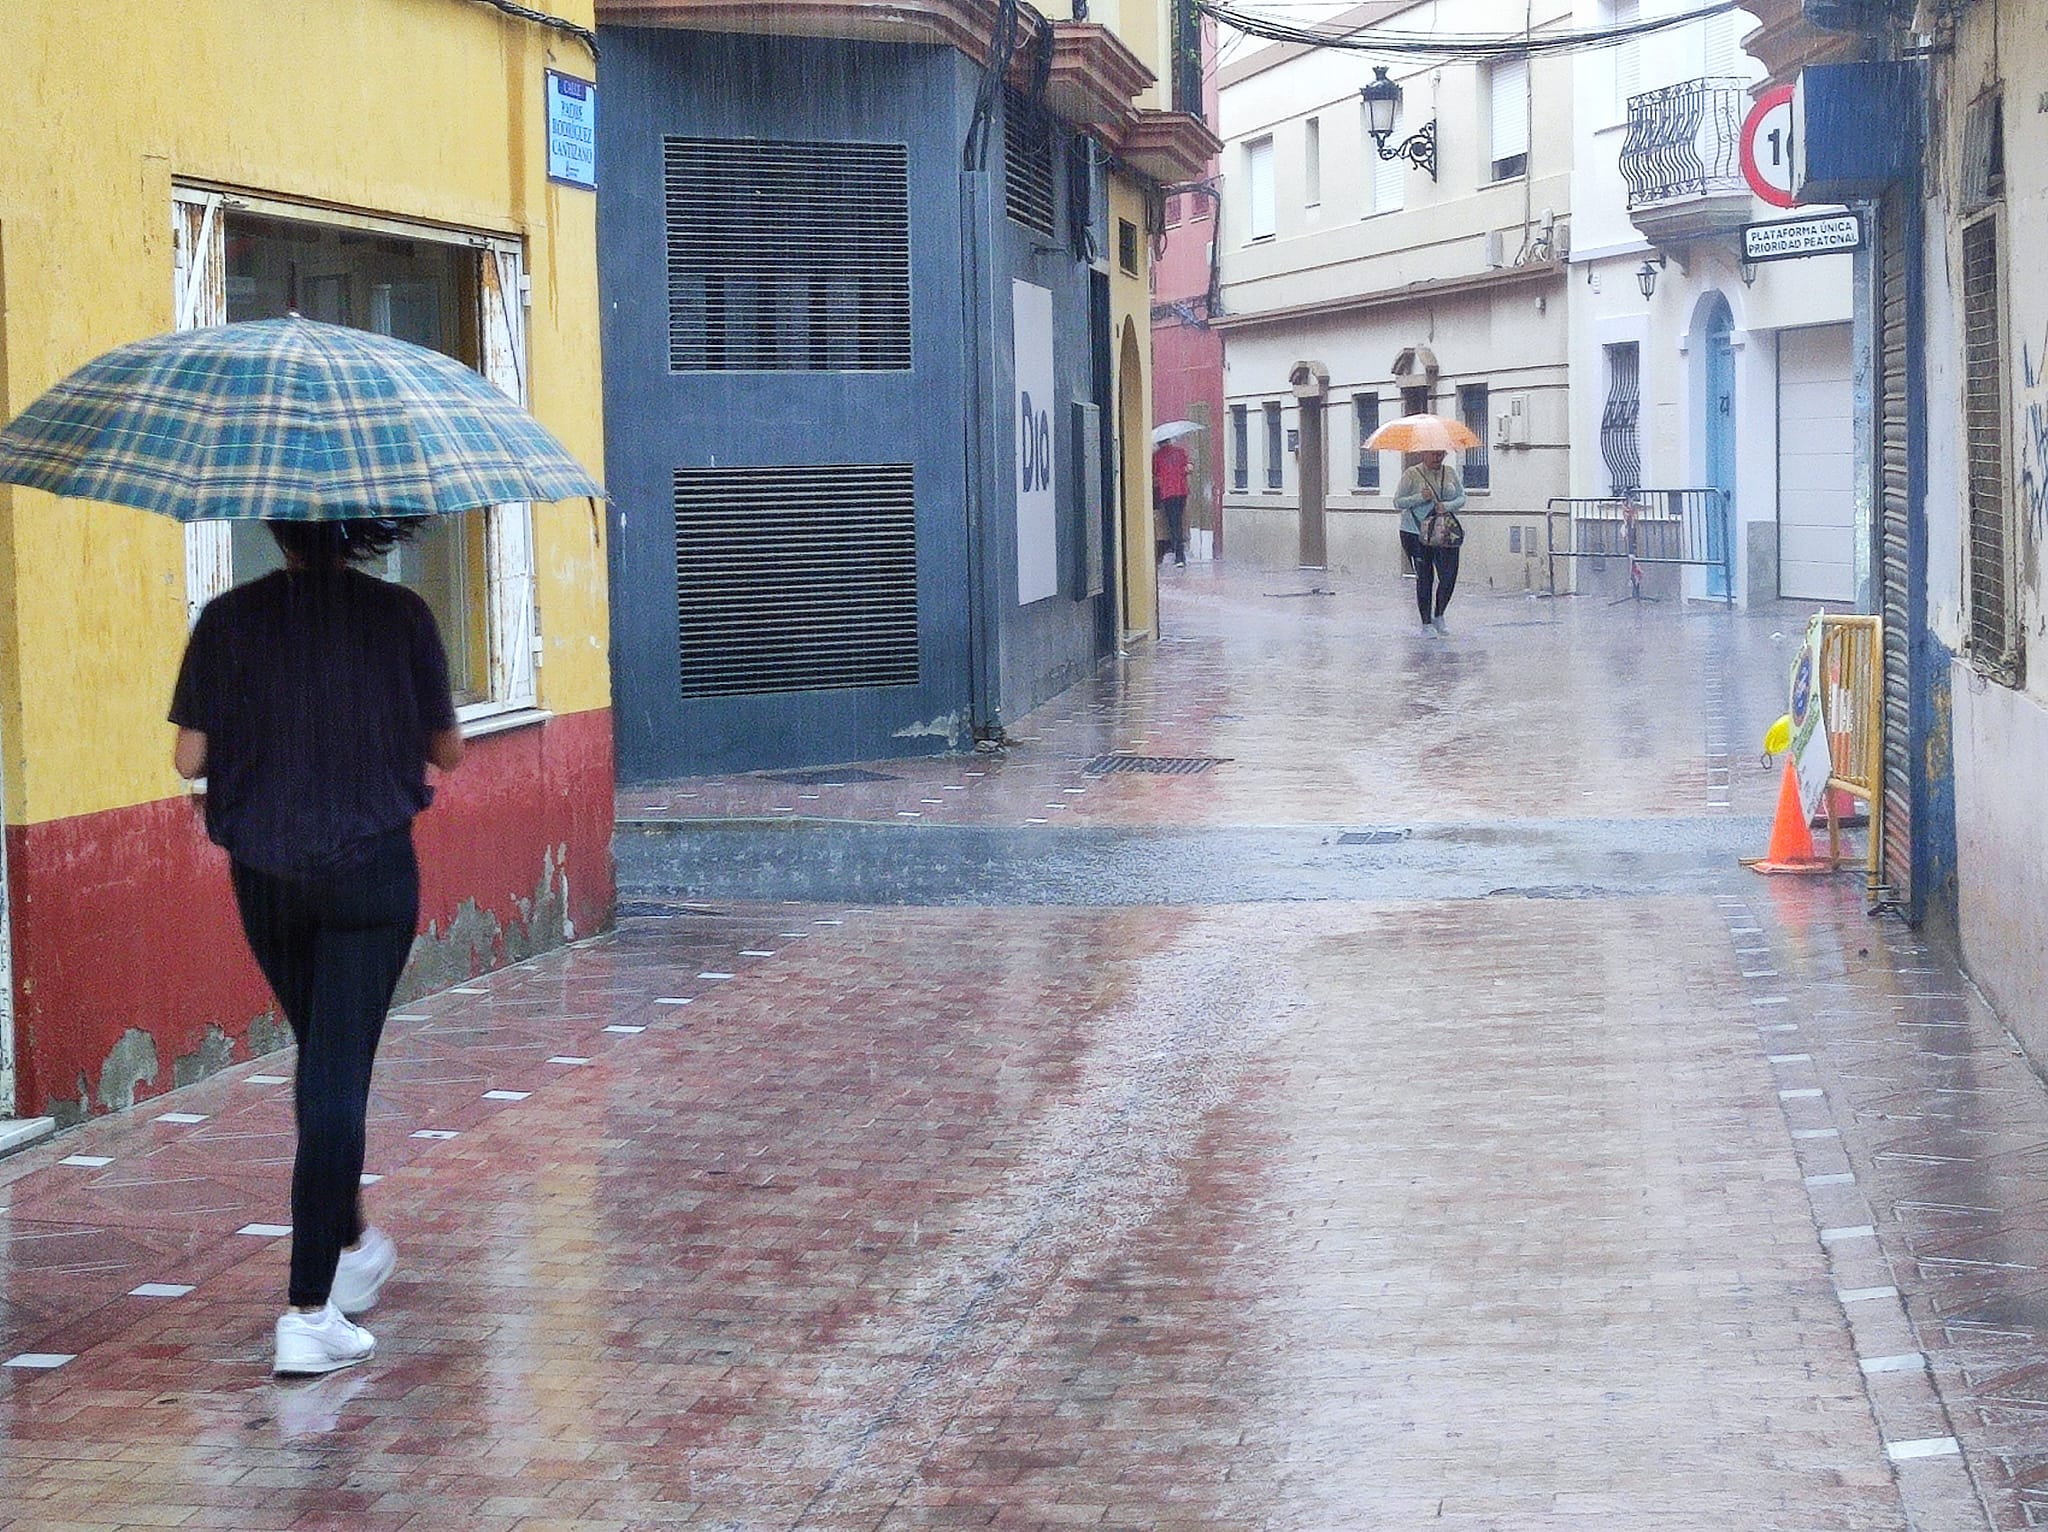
0, 0, 607, 829
1109, 170, 1159, 637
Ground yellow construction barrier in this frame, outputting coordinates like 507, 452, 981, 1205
1817, 613, 1884, 904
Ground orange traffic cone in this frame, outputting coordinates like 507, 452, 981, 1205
1742, 760, 1837, 875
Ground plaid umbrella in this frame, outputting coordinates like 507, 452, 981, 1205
0, 317, 602, 520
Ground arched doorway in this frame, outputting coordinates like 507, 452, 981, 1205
1702, 294, 1736, 599
1117, 320, 1154, 637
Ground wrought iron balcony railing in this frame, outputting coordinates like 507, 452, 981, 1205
1620, 77, 1750, 210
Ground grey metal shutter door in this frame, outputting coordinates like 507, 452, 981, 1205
1878, 193, 1913, 908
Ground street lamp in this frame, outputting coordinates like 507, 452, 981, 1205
1359, 67, 1438, 181
1636, 256, 1664, 300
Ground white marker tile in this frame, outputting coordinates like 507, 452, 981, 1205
1860, 1353, 1924, 1375
739, 950, 776, 958
1838, 1285, 1899, 1303
1779, 1088, 1824, 1099
246, 1075, 289, 1086
1804, 1173, 1856, 1188
1024, 817, 1049, 825
1885, 1437, 1959, 1462
1062, 788, 1087, 795
697, 972, 735, 981
1753, 996, 1791, 1006
768, 806, 796, 814
1768, 1054, 1813, 1064
1742, 969, 1780, 978
4, 1353, 74, 1370
654, 998, 695, 1006
815, 918, 844, 926
359, 1174, 383, 1186
920, 799, 943, 806
1821, 1225, 1877, 1244
237, 1223, 292, 1237
482, 1090, 529, 1102
777, 932, 810, 938
548, 1056, 592, 1066
60, 1155, 113, 1168
941, 785, 967, 791
451, 987, 489, 995
130, 1283, 193, 1299
1794, 1128, 1841, 1139
388, 1014, 431, 1022
1759, 1022, 1801, 1033
895, 811, 921, 819
156, 1112, 208, 1125
605, 1025, 646, 1035
410, 1130, 459, 1141
1729, 927, 1763, 936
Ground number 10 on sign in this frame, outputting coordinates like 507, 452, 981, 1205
1740, 84, 1797, 210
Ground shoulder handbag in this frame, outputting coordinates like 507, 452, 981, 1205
1418, 470, 1465, 549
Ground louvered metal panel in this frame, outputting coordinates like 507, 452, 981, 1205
1877, 195, 1913, 908
674, 464, 920, 698
664, 138, 910, 372
1961, 214, 2020, 681
1003, 91, 1058, 237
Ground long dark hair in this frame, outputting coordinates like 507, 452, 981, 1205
268, 517, 425, 570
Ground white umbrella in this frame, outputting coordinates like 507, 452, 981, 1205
1152, 420, 1203, 445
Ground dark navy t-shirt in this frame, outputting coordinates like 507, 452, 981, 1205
170, 568, 457, 877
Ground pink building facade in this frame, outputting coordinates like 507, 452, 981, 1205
1150, 16, 1225, 560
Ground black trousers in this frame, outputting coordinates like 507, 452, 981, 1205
231, 830, 419, 1307
1400, 531, 1460, 624
1161, 495, 1188, 562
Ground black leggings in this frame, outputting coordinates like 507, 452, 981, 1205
231, 831, 419, 1307
1400, 531, 1460, 623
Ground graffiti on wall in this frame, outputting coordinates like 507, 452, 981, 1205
2018, 330, 2048, 548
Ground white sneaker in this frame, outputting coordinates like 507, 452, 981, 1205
1431, 615, 1450, 637
330, 1227, 396, 1316
273, 1304, 375, 1377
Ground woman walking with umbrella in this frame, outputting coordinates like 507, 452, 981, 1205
171, 515, 462, 1374
1370, 412, 1480, 637
0, 316, 602, 1375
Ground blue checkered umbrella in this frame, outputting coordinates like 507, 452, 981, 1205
0, 317, 602, 520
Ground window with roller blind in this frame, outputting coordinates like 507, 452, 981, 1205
1487, 57, 1528, 182
1361, 100, 1406, 216
1610, 0, 1639, 122
1245, 136, 1276, 241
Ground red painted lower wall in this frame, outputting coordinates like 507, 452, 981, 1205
7, 706, 614, 1122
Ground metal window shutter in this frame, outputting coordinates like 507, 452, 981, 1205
665, 138, 912, 373
673, 464, 920, 699
1490, 58, 1529, 163
1003, 92, 1058, 238
1368, 106, 1404, 214
1877, 193, 1913, 909
1961, 214, 2019, 679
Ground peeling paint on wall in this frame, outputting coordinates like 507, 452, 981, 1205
95, 1028, 159, 1114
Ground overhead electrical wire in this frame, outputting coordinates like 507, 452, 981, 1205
1195, 0, 1743, 61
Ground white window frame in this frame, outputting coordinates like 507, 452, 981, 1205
1304, 117, 1322, 209
171, 186, 541, 728
1487, 57, 1529, 182
1364, 104, 1406, 216
1245, 137, 1276, 241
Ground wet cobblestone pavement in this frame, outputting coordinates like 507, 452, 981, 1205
3, 569, 2043, 1528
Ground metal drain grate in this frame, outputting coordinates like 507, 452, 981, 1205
1082, 754, 1227, 776
756, 767, 901, 785
1338, 829, 1410, 846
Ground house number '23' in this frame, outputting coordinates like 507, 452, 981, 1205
1019, 391, 1052, 494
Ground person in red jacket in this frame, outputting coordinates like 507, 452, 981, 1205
1152, 439, 1191, 567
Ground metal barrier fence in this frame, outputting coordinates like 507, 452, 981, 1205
1544, 491, 1735, 604
1818, 613, 1885, 904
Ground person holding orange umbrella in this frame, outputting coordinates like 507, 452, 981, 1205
1368, 412, 1481, 637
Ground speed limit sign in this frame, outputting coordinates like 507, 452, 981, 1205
1740, 84, 1798, 209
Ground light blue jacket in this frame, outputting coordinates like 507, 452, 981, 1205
1393, 463, 1467, 536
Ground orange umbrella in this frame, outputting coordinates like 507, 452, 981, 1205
1362, 413, 1483, 453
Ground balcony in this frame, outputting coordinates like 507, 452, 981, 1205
1619, 78, 1754, 245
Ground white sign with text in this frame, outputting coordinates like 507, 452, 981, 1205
1013, 280, 1059, 605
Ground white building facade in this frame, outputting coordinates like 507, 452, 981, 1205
1215, 0, 1575, 593
1568, 0, 1857, 606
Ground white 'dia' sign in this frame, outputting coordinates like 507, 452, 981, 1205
1013, 280, 1059, 605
